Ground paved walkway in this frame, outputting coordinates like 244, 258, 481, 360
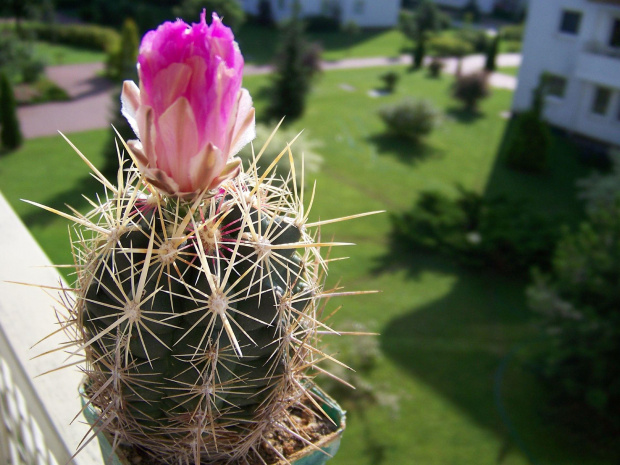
18, 53, 521, 139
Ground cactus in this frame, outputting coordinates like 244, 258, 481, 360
28, 12, 378, 464
53, 134, 357, 464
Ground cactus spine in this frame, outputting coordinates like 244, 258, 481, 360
45, 133, 368, 465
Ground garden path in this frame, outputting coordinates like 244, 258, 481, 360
17, 53, 521, 139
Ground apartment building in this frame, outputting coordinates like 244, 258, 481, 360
240, 0, 400, 28
432, 0, 525, 15
512, 0, 620, 147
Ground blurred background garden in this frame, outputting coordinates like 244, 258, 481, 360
2, 0, 620, 464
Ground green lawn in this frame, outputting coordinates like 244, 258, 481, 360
33, 41, 106, 65
497, 65, 520, 77
237, 23, 408, 64
2, 66, 617, 464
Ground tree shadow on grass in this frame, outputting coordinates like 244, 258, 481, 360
367, 133, 444, 166
21, 174, 104, 228
373, 117, 613, 462
445, 106, 485, 124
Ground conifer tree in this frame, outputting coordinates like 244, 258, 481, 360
0, 71, 23, 151
484, 34, 499, 72
267, 6, 319, 122
103, 18, 139, 178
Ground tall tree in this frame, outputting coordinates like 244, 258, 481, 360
399, 1, 449, 69
267, 7, 320, 122
484, 34, 500, 72
103, 18, 139, 178
0, 71, 23, 151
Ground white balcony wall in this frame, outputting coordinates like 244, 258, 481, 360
0, 193, 103, 465
512, 0, 620, 147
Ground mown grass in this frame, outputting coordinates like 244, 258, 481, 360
497, 65, 520, 77
33, 41, 106, 65
2, 66, 617, 464
237, 23, 408, 65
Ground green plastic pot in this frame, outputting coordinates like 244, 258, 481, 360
80, 382, 346, 465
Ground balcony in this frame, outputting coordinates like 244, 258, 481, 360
588, 0, 620, 5
575, 41, 620, 88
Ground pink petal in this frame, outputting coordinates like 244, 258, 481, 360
228, 89, 256, 157
121, 80, 141, 139
150, 62, 192, 113
156, 97, 199, 191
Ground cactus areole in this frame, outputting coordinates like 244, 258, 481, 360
32, 11, 380, 465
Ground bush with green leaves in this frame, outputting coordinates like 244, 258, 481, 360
380, 71, 400, 93
452, 72, 490, 112
500, 23, 524, 42
504, 111, 551, 173
527, 202, 620, 425
391, 187, 560, 275
577, 149, 620, 214
455, 27, 489, 53
427, 57, 444, 78
428, 34, 474, 59
0, 31, 46, 84
1, 20, 119, 52
378, 98, 440, 142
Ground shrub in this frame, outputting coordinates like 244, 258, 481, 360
427, 57, 444, 78
428, 35, 474, 58
577, 149, 620, 214
174, 0, 245, 32
378, 98, 440, 142
504, 111, 550, 173
391, 187, 560, 275
0, 71, 23, 150
380, 71, 400, 93
31, 77, 69, 103
452, 72, 490, 112
2, 21, 120, 52
500, 23, 524, 42
455, 27, 489, 52
304, 15, 340, 32
0, 31, 45, 84
527, 202, 620, 425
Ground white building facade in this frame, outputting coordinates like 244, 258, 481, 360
512, 0, 620, 147
431, 0, 525, 14
240, 0, 400, 28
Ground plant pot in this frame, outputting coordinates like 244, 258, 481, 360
80, 382, 346, 465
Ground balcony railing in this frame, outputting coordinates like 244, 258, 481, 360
584, 40, 620, 59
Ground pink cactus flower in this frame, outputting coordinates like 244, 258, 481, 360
121, 11, 255, 198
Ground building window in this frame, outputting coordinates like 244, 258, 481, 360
559, 10, 582, 35
354, 0, 365, 15
545, 74, 567, 98
591, 86, 612, 115
610, 18, 620, 48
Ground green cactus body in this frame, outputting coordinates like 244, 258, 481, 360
68, 155, 344, 464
